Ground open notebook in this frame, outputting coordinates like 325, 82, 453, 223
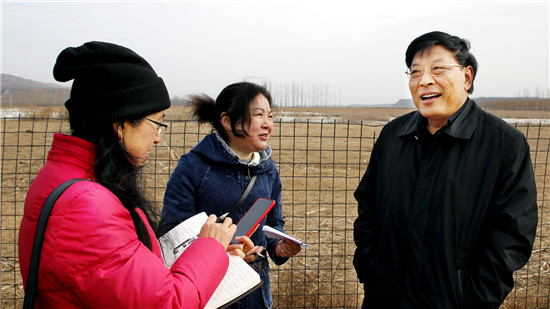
158, 212, 262, 308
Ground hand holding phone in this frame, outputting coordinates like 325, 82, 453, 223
231, 198, 275, 244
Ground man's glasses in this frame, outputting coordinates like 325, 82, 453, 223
405, 64, 464, 81
145, 118, 168, 136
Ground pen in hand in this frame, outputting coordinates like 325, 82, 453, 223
215, 212, 230, 224
253, 252, 265, 258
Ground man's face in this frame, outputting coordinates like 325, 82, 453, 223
408, 45, 473, 133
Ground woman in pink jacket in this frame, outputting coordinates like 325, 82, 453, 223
18, 41, 241, 308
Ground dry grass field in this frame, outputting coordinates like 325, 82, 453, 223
6, 104, 549, 122
1, 105, 549, 308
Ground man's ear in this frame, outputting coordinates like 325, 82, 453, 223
464, 66, 474, 92
113, 121, 124, 140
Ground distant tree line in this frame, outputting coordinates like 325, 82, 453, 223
169, 81, 342, 108
265, 81, 342, 108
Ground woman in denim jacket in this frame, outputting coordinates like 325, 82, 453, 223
159, 82, 301, 309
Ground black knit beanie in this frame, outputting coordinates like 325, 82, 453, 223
53, 41, 171, 121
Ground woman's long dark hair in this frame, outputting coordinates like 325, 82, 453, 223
70, 116, 157, 251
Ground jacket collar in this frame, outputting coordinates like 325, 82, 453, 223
213, 131, 272, 165
50, 133, 97, 178
192, 132, 272, 171
397, 98, 481, 140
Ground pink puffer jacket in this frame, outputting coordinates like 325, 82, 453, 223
19, 133, 228, 308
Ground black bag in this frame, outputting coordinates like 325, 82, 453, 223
23, 178, 90, 309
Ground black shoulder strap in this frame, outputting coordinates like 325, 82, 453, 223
226, 175, 257, 220
23, 178, 90, 309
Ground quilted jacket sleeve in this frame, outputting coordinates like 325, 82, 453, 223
50, 183, 228, 309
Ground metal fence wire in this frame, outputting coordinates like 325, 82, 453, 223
1, 116, 549, 309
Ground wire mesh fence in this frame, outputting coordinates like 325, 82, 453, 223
1, 116, 549, 308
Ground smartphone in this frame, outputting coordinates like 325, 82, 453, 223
231, 198, 275, 244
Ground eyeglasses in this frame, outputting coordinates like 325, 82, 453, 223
145, 118, 168, 136
405, 64, 464, 81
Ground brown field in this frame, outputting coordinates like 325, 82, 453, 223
1, 106, 549, 308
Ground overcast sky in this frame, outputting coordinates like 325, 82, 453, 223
1, 0, 549, 106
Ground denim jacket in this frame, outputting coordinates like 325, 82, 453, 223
159, 132, 290, 308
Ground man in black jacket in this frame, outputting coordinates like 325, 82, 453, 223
353, 31, 538, 308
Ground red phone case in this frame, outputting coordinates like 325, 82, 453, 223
232, 198, 275, 243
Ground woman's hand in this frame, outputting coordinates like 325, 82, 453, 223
198, 215, 236, 251
275, 236, 302, 258
227, 236, 264, 263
